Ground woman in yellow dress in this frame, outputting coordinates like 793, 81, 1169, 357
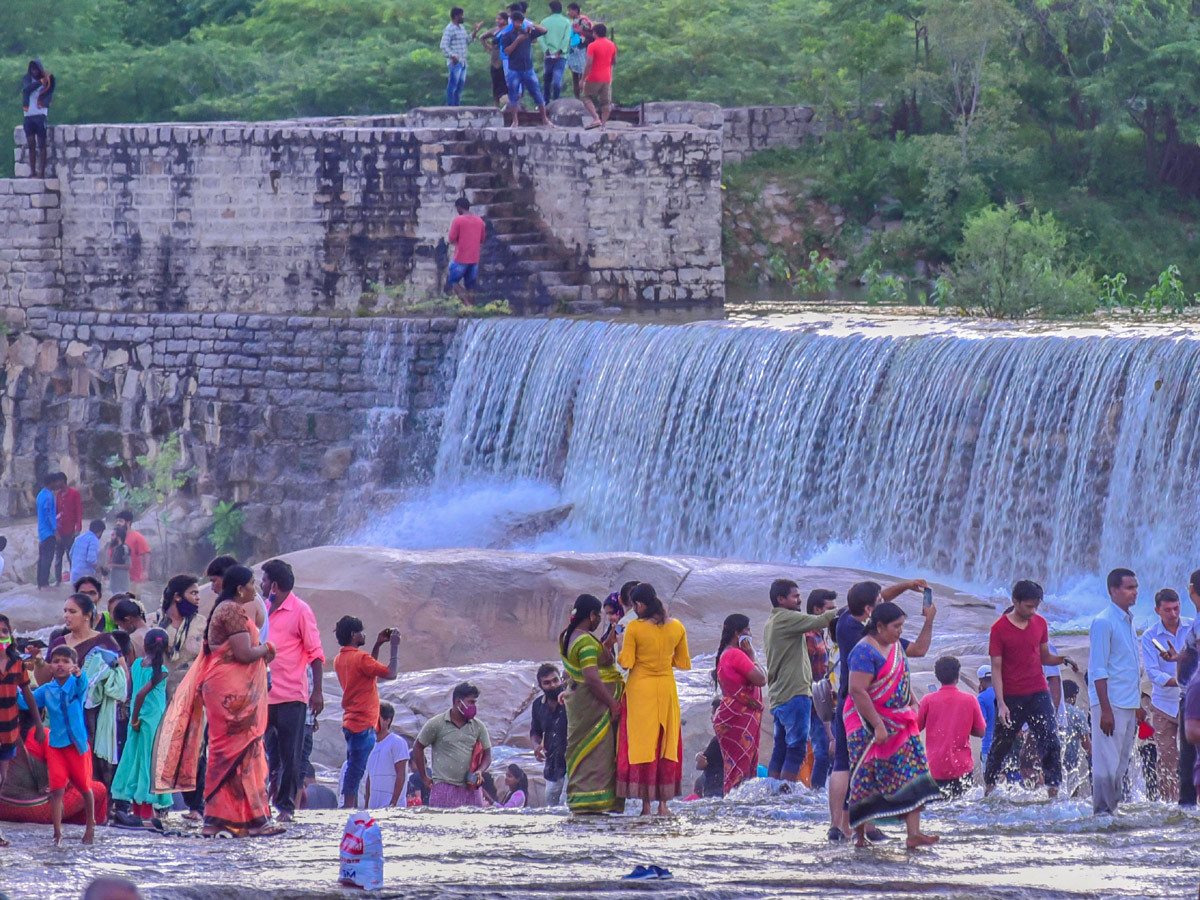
616, 583, 691, 815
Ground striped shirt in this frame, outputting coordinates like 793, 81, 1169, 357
0, 655, 29, 747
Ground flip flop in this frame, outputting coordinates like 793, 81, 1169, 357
650, 865, 674, 880
584, 120, 602, 130
201, 828, 236, 839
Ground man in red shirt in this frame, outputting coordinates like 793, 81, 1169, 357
114, 510, 151, 585
445, 197, 487, 304
54, 479, 83, 584
581, 22, 616, 129
333, 615, 400, 809
917, 656, 987, 799
984, 579, 1079, 797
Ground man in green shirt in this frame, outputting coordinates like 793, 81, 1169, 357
412, 682, 492, 808
540, 0, 574, 102
763, 578, 839, 782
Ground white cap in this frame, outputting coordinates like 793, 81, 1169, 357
977, 665, 992, 679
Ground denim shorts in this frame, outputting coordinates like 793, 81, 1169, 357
446, 261, 478, 289
506, 67, 546, 107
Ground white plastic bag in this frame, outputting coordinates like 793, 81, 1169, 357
339, 812, 384, 890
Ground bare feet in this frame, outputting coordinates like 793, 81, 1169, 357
53, 831, 62, 846
183, 809, 202, 821
276, 811, 294, 823
82, 828, 95, 845
639, 801, 652, 816
853, 826, 868, 848
654, 802, 671, 817
906, 833, 940, 850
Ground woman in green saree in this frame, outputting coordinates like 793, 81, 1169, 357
560, 594, 624, 814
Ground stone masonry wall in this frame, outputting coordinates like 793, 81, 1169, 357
2, 308, 461, 551
3, 116, 727, 316
511, 127, 725, 304
721, 106, 823, 164
0, 178, 64, 317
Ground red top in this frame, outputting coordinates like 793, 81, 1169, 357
125, 529, 151, 583
56, 487, 82, 537
448, 214, 487, 264
586, 38, 617, 83
335, 646, 391, 733
988, 613, 1049, 698
917, 685, 986, 780
715, 646, 756, 698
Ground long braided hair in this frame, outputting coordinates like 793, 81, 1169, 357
713, 613, 750, 688
559, 594, 601, 656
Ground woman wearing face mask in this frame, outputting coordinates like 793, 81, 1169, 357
155, 575, 206, 697
560, 594, 623, 814
713, 614, 766, 795
412, 682, 492, 808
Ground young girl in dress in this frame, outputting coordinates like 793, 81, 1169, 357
110, 628, 171, 829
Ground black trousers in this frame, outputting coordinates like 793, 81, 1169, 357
1180, 695, 1197, 807
984, 690, 1062, 788
53, 533, 75, 583
36, 536, 56, 588
182, 728, 208, 813
265, 701, 306, 816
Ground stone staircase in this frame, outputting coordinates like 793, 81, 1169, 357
439, 143, 594, 312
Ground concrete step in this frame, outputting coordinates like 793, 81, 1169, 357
462, 172, 497, 188
564, 299, 605, 314
535, 270, 585, 286
487, 217, 532, 235
492, 230, 544, 244
465, 187, 518, 205
545, 284, 583, 302
496, 241, 556, 260
482, 258, 567, 275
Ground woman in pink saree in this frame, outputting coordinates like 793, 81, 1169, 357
712, 614, 766, 794
844, 602, 940, 850
154, 566, 281, 837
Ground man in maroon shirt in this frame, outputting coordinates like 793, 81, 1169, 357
984, 579, 1079, 797
54, 479, 83, 584
445, 197, 487, 304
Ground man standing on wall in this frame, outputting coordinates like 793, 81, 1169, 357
581, 23, 616, 130
446, 198, 487, 304
499, 9, 552, 127
54, 478, 83, 586
114, 510, 151, 587
540, 1, 573, 104
1088, 567, 1144, 816
262, 559, 326, 823
440, 7, 475, 107
21, 60, 54, 179
1141, 587, 1190, 803
36, 473, 64, 589
565, 4, 594, 100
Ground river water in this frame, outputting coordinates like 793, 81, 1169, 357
4, 785, 1197, 899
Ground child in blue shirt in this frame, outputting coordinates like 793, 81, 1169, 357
32, 644, 95, 844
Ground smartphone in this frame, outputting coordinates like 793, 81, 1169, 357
922, 588, 933, 608
1151, 638, 1169, 654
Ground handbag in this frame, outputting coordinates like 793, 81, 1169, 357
812, 676, 835, 724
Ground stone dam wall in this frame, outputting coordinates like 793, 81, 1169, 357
0, 104, 823, 321
2, 308, 459, 552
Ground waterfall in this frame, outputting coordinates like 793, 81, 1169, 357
430, 317, 1200, 598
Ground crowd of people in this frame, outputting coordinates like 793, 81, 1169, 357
3, 521, 1200, 852
440, 3, 618, 129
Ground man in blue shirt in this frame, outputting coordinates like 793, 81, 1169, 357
70, 519, 106, 583
976, 664, 996, 761
1088, 567, 1144, 815
36, 472, 65, 588
498, 9, 551, 127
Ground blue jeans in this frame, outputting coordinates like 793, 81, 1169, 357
506, 67, 545, 108
543, 56, 567, 102
446, 62, 467, 106
809, 704, 831, 789
446, 261, 478, 290
342, 727, 377, 805
768, 694, 812, 779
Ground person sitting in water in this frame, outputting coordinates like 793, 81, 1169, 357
498, 763, 529, 808
412, 682, 492, 808
299, 764, 339, 810
917, 655, 986, 800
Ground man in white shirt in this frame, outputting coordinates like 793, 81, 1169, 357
1141, 588, 1191, 803
364, 702, 411, 809
1088, 568, 1145, 815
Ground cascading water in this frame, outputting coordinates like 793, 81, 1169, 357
431, 317, 1200, 603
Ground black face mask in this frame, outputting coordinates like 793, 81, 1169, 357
543, 685, 565, 700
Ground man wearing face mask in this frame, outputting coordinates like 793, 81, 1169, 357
413, 682, 492, 808
530, 663, 568, 806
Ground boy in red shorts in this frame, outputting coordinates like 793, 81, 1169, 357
32, 645, 95, 844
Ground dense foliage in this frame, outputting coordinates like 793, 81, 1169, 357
4, 0, 1200, 313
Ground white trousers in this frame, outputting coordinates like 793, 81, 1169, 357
1090, 705, 1138, 815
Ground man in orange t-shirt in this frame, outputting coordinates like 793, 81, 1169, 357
114, 509, 151, 584
581, 22, 616, 129
334, 616, 401, 808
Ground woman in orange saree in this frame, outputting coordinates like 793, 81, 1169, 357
154, 566, 280, 837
